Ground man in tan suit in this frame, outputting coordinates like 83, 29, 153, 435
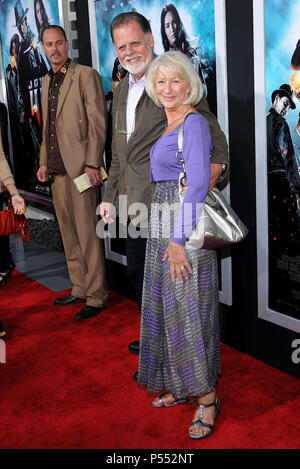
37, 25, 108, 320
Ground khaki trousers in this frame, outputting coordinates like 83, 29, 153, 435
51, 174, 107, 307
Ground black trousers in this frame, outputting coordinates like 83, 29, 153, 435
125, 234, 147, 310
0, 193, 13, 272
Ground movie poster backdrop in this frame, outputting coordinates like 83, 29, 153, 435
0, 0, 61, 198
254, 0, 300, 332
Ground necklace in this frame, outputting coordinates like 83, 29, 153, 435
166, 108, 191, 128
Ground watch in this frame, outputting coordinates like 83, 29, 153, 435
86, 164, 100, 170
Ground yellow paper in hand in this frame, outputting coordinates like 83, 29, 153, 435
100, 167, 108, 181
73, 167, 108, 193
73, 173, 92, 193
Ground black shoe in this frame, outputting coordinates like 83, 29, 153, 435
128, 340, 140, 355
0, 270, 10, 287
133, 371, 138, 382
74, 304, 106, 321
53, 294, 84, 306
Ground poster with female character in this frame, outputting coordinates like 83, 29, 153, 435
254, 0, 300, 332
0, 0, 61, 198
94, 0, 217, 117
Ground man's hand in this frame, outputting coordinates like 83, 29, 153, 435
209, 163, 223, 191
37, 165, 48, 182
99, 201, 114, 224
84, 166, 103, 187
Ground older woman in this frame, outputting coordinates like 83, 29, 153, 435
137, 51, 221, 439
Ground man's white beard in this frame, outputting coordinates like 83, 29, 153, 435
122, 43, 152, 76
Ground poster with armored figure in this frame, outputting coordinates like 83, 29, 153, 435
0, 0, 60, 197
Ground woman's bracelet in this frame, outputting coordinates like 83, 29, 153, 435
10, 192, 19, 197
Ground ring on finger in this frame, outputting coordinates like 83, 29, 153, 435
180, 265, 185, 271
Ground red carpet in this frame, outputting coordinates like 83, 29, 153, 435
0, 270, 299, 449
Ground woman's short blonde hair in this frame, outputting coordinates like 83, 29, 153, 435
146, 51, 203, 107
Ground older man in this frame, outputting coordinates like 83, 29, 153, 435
100, 12, 229, 358
37, 26, 108, 320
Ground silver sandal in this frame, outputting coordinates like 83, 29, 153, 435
152, 392, 192, 408
189, 397, 220, 439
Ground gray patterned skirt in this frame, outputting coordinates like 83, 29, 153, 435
137, 181, 221, 399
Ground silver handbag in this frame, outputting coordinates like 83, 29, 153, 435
176, 119, 248, 250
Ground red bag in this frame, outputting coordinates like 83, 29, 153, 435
0, 198, 29, 242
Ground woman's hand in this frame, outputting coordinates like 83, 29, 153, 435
11, 194, 26, 215
163, 241, 192, 282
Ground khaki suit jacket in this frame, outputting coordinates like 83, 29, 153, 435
40, 60, 107, 178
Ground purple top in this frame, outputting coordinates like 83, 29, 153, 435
150, 113, 211, 245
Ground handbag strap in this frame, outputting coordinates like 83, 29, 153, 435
175, 112, 199, 173
177, 120, 184, 156
176, 121, 186, 187
21, 224, 30, 243
7, 197, 14, 211
175, 112, 193, 186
